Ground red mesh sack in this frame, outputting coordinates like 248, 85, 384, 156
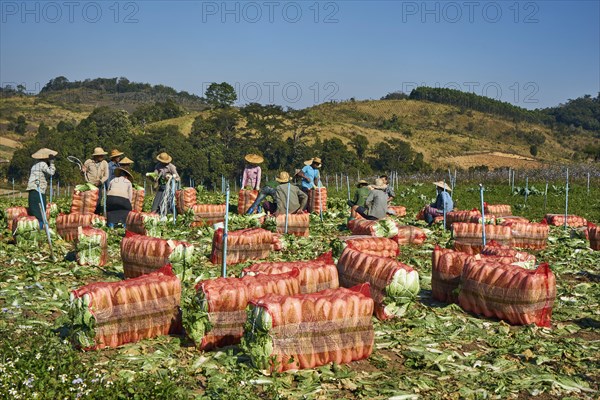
343, 236, 400, 258
446, 209, 481, 226
388, 205, 407, 217
589, 224, 599, 250
432, 248, 470, 304
125, 211, 161, 237
70, 187, 99, 214
504, 222, 549, 250
56, 213, 105, 241
543, 214, 587, 227
481, 240, 536, 263
175, 188, 197, 214
210, 227, 273, 265
308, 187, 327, 213
131, 189, 145, 212
392, 225, 427, 245
452, 222, 512, 254
275, 213, 310, 237
238, 189, 259, 214
190, 204, 226, 227
5, 206, 28, 232
76, 227, 108, 267
483, 203, 512, 217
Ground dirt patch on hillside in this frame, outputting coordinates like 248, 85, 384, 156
445, 152, 545, 169
0, 136, 22, 149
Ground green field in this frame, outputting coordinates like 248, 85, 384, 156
0, 182, 598, 399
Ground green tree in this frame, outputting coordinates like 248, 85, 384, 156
205, 82, 237, 109
14, 116, 27, 134
350, 134, 369, 159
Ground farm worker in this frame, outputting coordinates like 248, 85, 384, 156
150, 152, 180, 213
347, 180, 370, 208
241, 154, 263, 190
380, 174, 398, 215
298, 157, 322, 195
107, 149, 124, 185
424, 181, 454, 225
119, 157, 134, 170
26, 148, 57, 228
106, 167, 133, 228
266, 171, 308, 216
354, 178, 388, 220
82, 147, 109, 214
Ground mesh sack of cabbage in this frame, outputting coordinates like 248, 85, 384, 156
242, 252, 339, 294
333, 236, 400, 258
308, 187, 328, 213
468, 214, 497, 225
480, 240, 537, 263
121, 231, 195, 279
388, 205, 407, 217
76, 227, 108, 267
431, 246, 470, 304
495, 216, 530, 224
393, 225, 428, 245
190, 204, 226, 227
70, 183, 99, 214
452, 223, 512, 255
502, 221, 549, 250
589, 224, 599, 251
12, 216, 43, 245
56, 213, 106, 242
238, 189, 259, 214
210, 227, 273, 265
183, 269, 301, 350
69, 264, 182, 350
336, 247, 419, 320
45, 202, 59, 223
125, 211, 161, 237
458, 259, 556, 327
242, 284, 374, 373
347, 218, 399, 238
131, 185, 145, 212
542, 213, 588, 228
483, 203, 512, 217
273, 213, 310, 237
176, 187, 197, 214
5, 206, 28, 232
446, 209, 481, 226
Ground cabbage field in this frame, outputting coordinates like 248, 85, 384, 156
0, 180, 599, 400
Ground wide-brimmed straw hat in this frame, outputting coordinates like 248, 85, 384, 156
303, 159, 313, 166
357, 179, 368, 187
110, 149, 124, 159
371, 178, 388, 190
31, 148, 58, 160
156, 152, 172, 163
275, 171, 291, 183
119, 157, 134, 165
312, 157, 322, 165
434, 181, 452, 192
115, 167, 133, 180
245, 154, 264, 164
92, 147, 107, 156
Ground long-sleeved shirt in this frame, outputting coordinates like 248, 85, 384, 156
26, 161, 56, 193
301, 165, 320, 190
384, 186, 395, 199
83, 159, 109, 186
353, 187, 370, 207
431, 191, 454, 213
365, 189, 388, 219
242, 166, 261, 190
154, 162, 179, 185
107, 161, 120, 185
107, 176, 132, 202
275, 183, 308, 214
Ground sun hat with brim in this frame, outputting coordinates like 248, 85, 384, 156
92, 147, 108, 156
31, 148, 58, 160
110, 149, 124, 158
245, 154, 264, 164
156, 152, 172, 164
312, 157, 322, 165
275, 171, 291, 183
357, 180, 369, 186
303, 159, 313, 166
119, 157, 134, 165
371, 178, 388, 190
115, 167, 133, 180
434, 181, 452, 192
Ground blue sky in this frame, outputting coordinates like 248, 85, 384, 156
1, 0, 598, 109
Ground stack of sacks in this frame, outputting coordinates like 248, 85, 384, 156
69, 264, 181, 350
452, 222, 512, 255
125, 212, 161, 237
337, 247, 419, 320
458, 258, 556, 327
238, 189, 259, 214
5, 206, 28, 232
274, 213, 310, 237
210, 227, 273, 265
242, 252, 339, 294
431, 246, 470, 304
120, 232, 196, 278
183, 269, 301, 350
131, 185, 145, 212
76, 227, 108, 267
190, 204, 226, 227
242, 284, 374, 372
502, 221, 549, 250
483, 203, 512, 217
480, 240, 537, 264
339, 236, 400, 258
543, 214, 587, 228
56, 213, 106, 241
70, 183, 99, 214
307, 187, 327, 213
175, 187, 197, 214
